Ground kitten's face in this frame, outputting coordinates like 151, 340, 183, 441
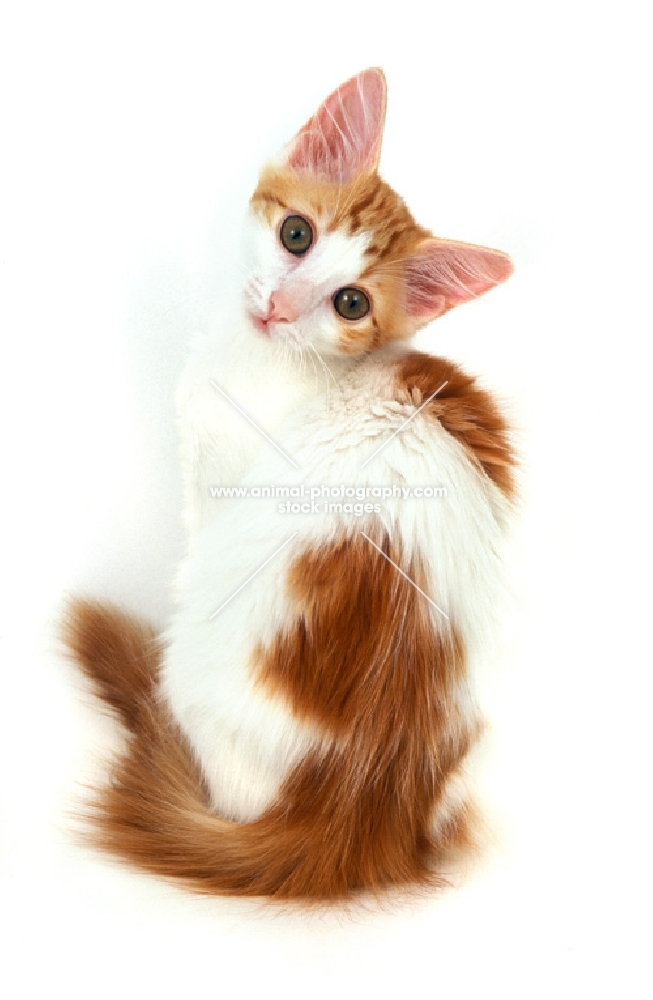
240, 69, 512, 359
243, 169, 427, 357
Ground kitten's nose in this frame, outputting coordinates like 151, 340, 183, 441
268, 291, 298, 324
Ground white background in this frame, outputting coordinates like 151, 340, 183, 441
1, 1, 651, 997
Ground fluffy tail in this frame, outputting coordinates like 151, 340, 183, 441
62, 599, 160, 730
61, 599, 476, 901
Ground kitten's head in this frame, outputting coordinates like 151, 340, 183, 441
244, 68, 512, 357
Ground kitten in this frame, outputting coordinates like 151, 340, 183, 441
62, 68, 515, 900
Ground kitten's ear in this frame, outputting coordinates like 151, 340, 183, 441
286, 68, 387, 183
404, 239, 513, 322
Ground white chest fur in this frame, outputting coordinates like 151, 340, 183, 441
176, 321, 319, 535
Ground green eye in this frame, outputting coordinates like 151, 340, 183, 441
280, 214, 313, 255
333, 287, 370, 321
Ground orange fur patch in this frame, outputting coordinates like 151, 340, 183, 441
394, 352, 516, 497
251, 528, 482, 893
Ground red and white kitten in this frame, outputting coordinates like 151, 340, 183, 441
63, 68, 515, 900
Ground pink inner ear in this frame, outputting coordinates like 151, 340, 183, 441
404, 240, 513, 320
288, 68, 386, 183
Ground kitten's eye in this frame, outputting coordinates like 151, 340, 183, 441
280, 215, 313, 255
333, 287, 370, 321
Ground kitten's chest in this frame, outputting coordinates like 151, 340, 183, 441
178, 330, 324, 532
182, 331, 309, 442
214, 355, 314, 476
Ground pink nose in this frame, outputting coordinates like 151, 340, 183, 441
268, 290, 298, 324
